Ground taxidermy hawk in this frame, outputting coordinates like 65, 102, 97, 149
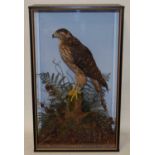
52, 28, 108, 111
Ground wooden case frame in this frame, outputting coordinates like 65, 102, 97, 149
29, 4, 124, 152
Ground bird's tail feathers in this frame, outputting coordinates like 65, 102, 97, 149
100, 77, 109, 91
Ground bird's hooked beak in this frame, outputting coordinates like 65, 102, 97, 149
52, 31, 58, 38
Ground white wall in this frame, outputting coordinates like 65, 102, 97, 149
24, 0, 130, 155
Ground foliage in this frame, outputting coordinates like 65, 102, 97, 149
37, 62, 115, 145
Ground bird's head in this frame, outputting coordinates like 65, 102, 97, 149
52, 28, 73, 41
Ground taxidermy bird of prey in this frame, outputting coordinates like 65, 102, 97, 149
52, 28, 108, 111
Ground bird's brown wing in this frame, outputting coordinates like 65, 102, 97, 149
69, 42, 108, 90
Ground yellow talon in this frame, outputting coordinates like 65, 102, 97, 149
68, 86, 81, 101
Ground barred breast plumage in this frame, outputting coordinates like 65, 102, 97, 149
59, 44, 84, 75
59, 44, 73, 63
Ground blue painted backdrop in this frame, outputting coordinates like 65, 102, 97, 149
34, 11, 119, 119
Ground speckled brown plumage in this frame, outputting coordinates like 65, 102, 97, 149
52, 28, 108, 91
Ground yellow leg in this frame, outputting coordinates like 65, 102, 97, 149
68, 85, 81, 101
